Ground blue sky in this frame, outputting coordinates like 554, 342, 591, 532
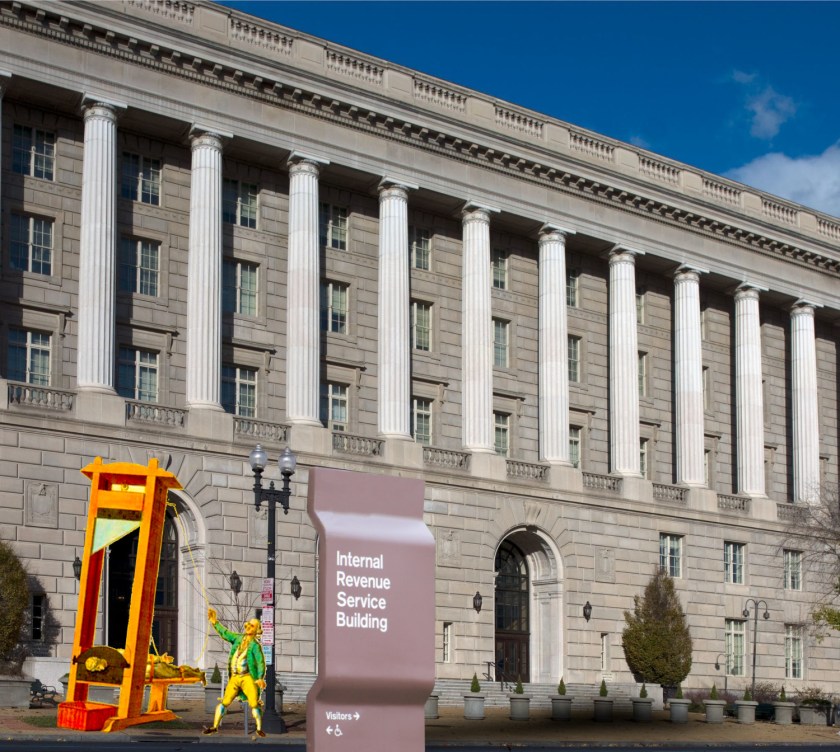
219, 2, 840, 218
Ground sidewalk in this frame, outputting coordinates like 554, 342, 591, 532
4, 700, 840, 746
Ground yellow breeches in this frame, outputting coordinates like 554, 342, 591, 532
221, 674, 262, 709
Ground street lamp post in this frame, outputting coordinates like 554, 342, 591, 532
742, 598, 770, 698
248, 444, 296, 733
714, 652, 729, 694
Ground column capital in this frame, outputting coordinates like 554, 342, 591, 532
608, 244, 645, 262
675, 262, 708, 277
461, 202, 499, 224
288, 151, 330, 173
379, 176, 418, 193
80, 95, 127, 123
189, 124, 232, 151
733, 281, 767, 300
791, 298, 822, 313
538, 223, 575, 241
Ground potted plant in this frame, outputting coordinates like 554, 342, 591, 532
773, 686, 794, 725
463, 673, 485, 720
703, 684, 726, 724
0, 542, 33, 709
631, 683, 653, 722
509, 676, 531, 720
551, 677, 573, 721
797, 686, 832, 726
204, 663, 222, 713
593, 679, 613, 722
735, 686, 758, 724
669, 684, 691, 723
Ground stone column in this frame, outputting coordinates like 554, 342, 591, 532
609, 247, 642, 476
674, 266, 706, 485
378, 180, 414, 438
0, 73, 9, 245
286, 155, 327, 425
538, 225, 574, 463
791, 301, 821, 503
734, 284, 765, 496
186, 129, 225, 409
77, 99, 124, 392
462, 205, 495, 453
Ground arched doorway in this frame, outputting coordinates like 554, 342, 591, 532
495, 540, 530, 682
494, 528, 564, 684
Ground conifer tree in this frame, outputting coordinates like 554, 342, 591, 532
622, 568, 692, 687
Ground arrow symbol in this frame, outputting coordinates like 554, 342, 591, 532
354, 712, 360, 720
326, 726, 333, 735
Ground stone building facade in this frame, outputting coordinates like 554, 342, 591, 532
1, 0, 839, 697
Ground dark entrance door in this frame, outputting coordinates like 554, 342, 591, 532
107, 514, 179, 661
494, 540, 530, 683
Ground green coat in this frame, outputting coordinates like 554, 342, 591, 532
213, 621, 266, 683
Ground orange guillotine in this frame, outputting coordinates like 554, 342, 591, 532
57, 457, 194, 732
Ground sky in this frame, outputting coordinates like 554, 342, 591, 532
218, 1, 840, 219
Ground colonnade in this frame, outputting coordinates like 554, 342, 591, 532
64, 101, 823, 503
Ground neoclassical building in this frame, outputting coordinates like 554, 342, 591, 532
1, 0, 839, 701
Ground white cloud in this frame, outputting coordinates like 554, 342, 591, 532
731, 69, 756, 85
726, 142, 840, 218
629, 135, 650, 149
745, 86, 797, 139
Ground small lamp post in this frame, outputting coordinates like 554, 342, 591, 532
248, 444, 296, 732
714, 652, 729, 694
742, 598, 770, 698
290, 576, 302, 601
473, 591, 483, 613
229, 570, 242, 596
72, 554, 83, 580
583, 601, 592, 622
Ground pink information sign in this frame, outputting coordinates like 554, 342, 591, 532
306, 468, 435, 752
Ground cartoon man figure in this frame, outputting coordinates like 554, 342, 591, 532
203, 607, 267, 737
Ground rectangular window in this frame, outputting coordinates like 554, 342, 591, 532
222, 259, 258, 316
724, 542, 745, 585
493, 318, 509, 368
443, 621, 453, 663
223, 179, 258, 228
121, 152, 161, 205
117, 347, 158, 403
31, 594, 45, 641
412, 397, 432, 445
568, 335, 581, 383
725, 619, 746, 676
638, 352, 648, 397
785, 624, 803, 679
8, 329, 50, 385
10, 214, 53, 275
784, 550, 802, 590
600, 633, 610, 672
221, 365, 257, 417
322, 382, 348, 431
409, 226, 430, 270
119, 238, 160, 296
320, 203, 347, 250
323, 281, 349, 334
640, 438, 649, 479
569, 426, 581, 468
410, 301, 432, 351
491, 249, 507, 290
13, 124, 55, 180
567, 270, 579, 307
659, 533, 683, 578
494, 411, 510, 457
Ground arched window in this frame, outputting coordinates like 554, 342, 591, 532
495, 540, 530, 682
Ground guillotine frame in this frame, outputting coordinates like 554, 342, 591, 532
57, 457, 190, 732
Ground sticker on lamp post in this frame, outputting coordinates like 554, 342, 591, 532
306, 469, 434, 752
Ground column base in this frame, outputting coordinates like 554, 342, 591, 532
547, 464, 583, 493
188, 407, 232, 441
381, 438, 424, 468
75, 390, 126, 427
469, 452, 507, 481
287, 424, 332, 455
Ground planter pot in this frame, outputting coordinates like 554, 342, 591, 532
593, 698, 613, 722
735, 699, 757, 724
799, 704, 831, 726
631, 697, 653, 722
703, 698, 726, 724
551, 695, 573, 721
204, 684, 222, 713
0, 676, 32, 709
509, 694, 531, 721
669, 698, 691, 723
463, 693, 485, 721
424, 694, 439, 720
773, 701, 794, 725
